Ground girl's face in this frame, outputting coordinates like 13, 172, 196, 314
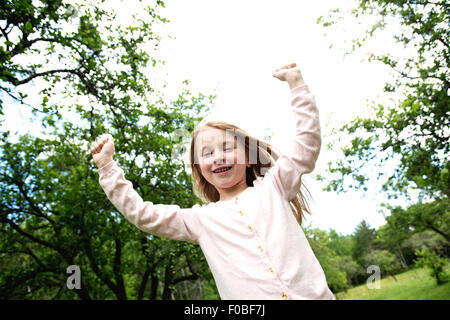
195, 127, 248, 198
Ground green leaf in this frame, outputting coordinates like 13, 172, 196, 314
24, 21, 33, 33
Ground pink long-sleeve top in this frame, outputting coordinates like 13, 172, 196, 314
98, 84, 335, 300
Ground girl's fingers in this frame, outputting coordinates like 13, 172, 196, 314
277, 62, 296, 70
91, 134, 114, 154
91, 141, 102, 154
102, 134, 112, 144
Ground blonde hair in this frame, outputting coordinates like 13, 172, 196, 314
189, 120, 311, 227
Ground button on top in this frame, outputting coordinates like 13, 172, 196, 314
248, 226, 253, 232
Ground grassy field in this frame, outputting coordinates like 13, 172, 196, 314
336, 265, 450, 300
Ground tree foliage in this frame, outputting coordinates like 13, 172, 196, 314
0, 0, 219, 299
352, 220, 377, 267
315, 1, 449, 293
0, 88, 216, 300
387, 198, 449, 242
364, 249, 402, 281
317, 0, 449, 200
0, 0, 166, 118
304, 227, 349, 293
414, 247, 449, 285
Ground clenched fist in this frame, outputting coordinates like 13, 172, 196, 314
91, 134, 115, 169
272, 62, 305, 89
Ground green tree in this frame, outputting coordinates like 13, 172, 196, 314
338, 255, 363, 288
317, 1, 449, 287
414, 247, 449, 285
375, 210, 414, 268
403, 229, 448, 255
317, 0, 449, 200
328, 229, 354, 257
386, 199, 449, 242
304, 227, 349, 293
364, 249, 402, 281
327, 229, 364, 287
375, 200, 449, 270
352, 220, 377, 267
0, 0, 165, 117
0, 0, 219, 299
0, 90, 214, 299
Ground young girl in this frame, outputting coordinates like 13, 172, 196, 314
91, 63, 334, 300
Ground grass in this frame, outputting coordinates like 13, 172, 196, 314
336, 264, 450, 300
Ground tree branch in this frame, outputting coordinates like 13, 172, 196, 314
2, 217, 65, 258
173, 251, 199, 285
427, 225, 450, 243
16, 68, 80, 86
0, 26, 10, 44
137, 265, 151, 300
16, 238, 45, 267
112, 234, 127, 299
0, 267, 60, 299
14, 180, 57, 229
172, 273, 198, 285
82, 232, 118, 294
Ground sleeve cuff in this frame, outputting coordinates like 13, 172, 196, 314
98, 160, 116, 176
290, 84, 309, 95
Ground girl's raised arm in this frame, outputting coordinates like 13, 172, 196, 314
270, 63, 321, 200
91, 136, 203, 244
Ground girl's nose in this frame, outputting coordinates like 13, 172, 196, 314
213, 150, 227, 164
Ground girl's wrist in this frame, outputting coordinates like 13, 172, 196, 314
287, 78, 305, 90
96, 158, 113, 169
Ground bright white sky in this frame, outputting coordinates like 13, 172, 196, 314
154, 0, 398, 235
2, 0, 411, 235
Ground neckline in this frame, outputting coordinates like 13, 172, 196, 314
216, 186, 254, 204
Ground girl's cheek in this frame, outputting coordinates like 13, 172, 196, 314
200, 159, 212, 170
234, 149, 246, 165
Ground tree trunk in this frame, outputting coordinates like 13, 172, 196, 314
149, 274, 158, 300
113, 236, 127, 300
162, 265, 172, 300
397, 249, 408, 268
74, 279, 92, 300
137, 266, 151, 300
391, 273, 398, 282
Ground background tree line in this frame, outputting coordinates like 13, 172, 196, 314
0, 0, 448, 299
304, 216, 448, 294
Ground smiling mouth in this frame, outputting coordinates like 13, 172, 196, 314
213, 166, 233, 173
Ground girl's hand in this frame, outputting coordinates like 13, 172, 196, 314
91, 134, 115, 169
272, 62, 305, 89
